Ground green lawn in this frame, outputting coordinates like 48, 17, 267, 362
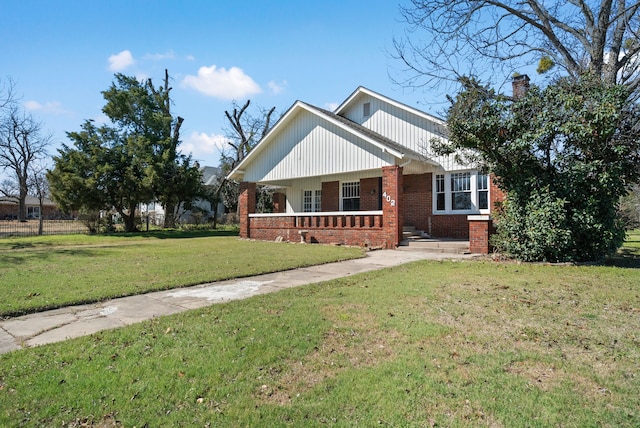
0, 233, 638, 426
0, 231, 364, 317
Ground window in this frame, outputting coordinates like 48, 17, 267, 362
477, 174, 489, 210
435, 174, 445, 211
451, 172, 471, 210
433, 171, 490, 213
363, 102, 371, 117
342, 182, 360, 211
27, 206, 40, 219
303, 190, 313, 212
303, 190, 322, 212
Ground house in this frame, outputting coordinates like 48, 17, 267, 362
228, 86, 508, 253
139, 166, 226, 225
0, 195, 63, 220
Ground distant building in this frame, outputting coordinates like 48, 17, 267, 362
0, 195, 69, 220
139, 166, 225, 225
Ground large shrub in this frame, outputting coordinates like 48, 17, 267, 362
441, 75, 640, 262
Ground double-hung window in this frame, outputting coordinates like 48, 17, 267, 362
451, 172, 472, 210
303, 190, 322, 212
477, 174, 489, 210
342, 182, 360, 211
433, 171, 490, 213
435, 174, 445, 211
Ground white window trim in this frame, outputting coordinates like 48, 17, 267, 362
340, 181, 360, 211
303, 189, 322, 212
432, 171, 490, 215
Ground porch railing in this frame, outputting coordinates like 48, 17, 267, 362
249, 211, 384, 229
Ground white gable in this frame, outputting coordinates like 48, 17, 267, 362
229, 87, 471, 184
336, 87, 465, 171
237, 106, 400, 184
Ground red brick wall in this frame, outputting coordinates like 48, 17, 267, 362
321, 181, 339, 212
382, 166, 403, 248
0, 203, 64, 220
490, 174, 506, 211
431, 215, 470, 239
469, 219, 490, 254
360, 177, 380, 211
402, 173, 432, 233
272, 192, 286, 214
248, 214, 387, 248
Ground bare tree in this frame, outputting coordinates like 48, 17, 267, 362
209, 100, 276, 228
0, 77, 16, 111
0, 107, 51, 221
393, 0, 640, 96
28, 162, 50, 234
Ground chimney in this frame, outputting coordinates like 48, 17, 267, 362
512, 74, 530, 99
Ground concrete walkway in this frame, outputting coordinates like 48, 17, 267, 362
0, 247, 474, 355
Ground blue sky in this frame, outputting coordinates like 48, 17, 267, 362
3, 0, 499, 182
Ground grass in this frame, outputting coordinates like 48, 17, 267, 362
0, 231, 364, 318
0, 234, 639, 426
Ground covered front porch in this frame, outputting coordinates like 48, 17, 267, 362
238, 166, 494, 253
239, 166, 403, 249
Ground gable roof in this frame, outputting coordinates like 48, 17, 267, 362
0, 195, 57, 206
228, 95, 436, 182
335, 86, 447, 126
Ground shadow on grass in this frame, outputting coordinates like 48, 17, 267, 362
0, 248, 102, 267
116, 229, 239, 239
602, 247, 640, 268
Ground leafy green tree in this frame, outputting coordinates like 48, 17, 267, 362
100, 70, 203, 228
48, 71, 202, 232
438, 75, 640, 261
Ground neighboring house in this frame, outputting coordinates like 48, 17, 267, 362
139, 165, 225, 225
228, 85, 513, 253
0, 195, 64, 220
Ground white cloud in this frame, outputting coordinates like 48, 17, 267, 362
182, 65, 261, 100
183, 131, 230, 157
24, 100, 69, 115
268, 80, 287, 95
108, 50, 135, 71
325, 102, 340, 112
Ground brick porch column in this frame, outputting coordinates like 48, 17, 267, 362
382, 165, 403, 249
239, 182, 256, 239
468, 215, 493, 254
272, 192, 286, 214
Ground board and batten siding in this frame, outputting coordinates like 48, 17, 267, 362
340, 93, 466, 172
242, 109, 397, 183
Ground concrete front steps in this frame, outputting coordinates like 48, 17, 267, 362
400, 226, 470, 254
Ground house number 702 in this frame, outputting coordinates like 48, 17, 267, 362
382, 191, 396, 207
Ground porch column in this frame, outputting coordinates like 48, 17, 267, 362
382, 165, 403, 249
239, 182, 256, 239
272, 192, 286, 214
468, 215, 493, 254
